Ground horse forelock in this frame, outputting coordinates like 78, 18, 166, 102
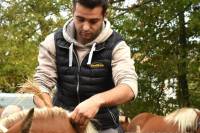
0, 107, 67, 128
165, 108, 199, 132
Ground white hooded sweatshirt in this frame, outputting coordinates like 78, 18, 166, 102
34, 19, 138, 98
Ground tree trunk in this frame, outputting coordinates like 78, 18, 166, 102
177, 11, 190, 107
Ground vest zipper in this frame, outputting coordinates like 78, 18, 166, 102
59, 44, 82, 103
73, 51, 81, 103
71, 44, 103, 104
74, 51, 90, 103
72, 46, 95, 104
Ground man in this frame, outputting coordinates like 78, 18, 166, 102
33, 0, 138, 132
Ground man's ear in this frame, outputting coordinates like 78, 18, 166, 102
103, 11, 108, 18
104, 12, 107, 17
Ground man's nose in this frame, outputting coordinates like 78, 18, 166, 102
82, 22, 90, 31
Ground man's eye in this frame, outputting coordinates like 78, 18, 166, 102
77, 17, 84, 22
89, 20, 98, 24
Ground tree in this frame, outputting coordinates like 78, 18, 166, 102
0, 0, 71, 92
109, 0, 200, 116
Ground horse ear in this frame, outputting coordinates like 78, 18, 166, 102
21, 108, 34, 133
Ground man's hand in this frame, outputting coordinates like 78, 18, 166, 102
33, 92, 53, 108
70, 96, 104, 125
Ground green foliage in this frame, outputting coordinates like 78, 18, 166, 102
0, 0, 71, 92
111, 0, 200, 115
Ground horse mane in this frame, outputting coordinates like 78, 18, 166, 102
0, 107, 67, 128
0, 107, 98, 133
165, 108, 200, 132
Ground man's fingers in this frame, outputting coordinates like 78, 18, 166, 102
70, 110, 89, 125
74, 112, 81, 123
69, 111, 76, 122
70, 110, 81, 123
33, 95, 46, 108
79, 116, 88, 125
33, 93, 53, 108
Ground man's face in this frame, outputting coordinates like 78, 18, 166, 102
73, 3, 105, 44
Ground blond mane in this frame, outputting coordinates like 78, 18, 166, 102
165, 108, 200, 132
0, 107, 67, 128
0, 107, 98, 133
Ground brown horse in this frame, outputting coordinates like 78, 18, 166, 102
120, 108, 200, 133
0, 107, 98, 133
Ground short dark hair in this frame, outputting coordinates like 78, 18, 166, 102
73, 0, 108, 15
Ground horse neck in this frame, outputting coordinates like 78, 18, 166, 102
4, 107, 98, 133
131, 113, 155, 128
126, 113, 156, 133
29, 118, 97, 133
6, 117, 98, 133
7, 120, 23, 133
33, 116, 77, 133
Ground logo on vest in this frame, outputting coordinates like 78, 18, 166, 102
89, 62, 105, 69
